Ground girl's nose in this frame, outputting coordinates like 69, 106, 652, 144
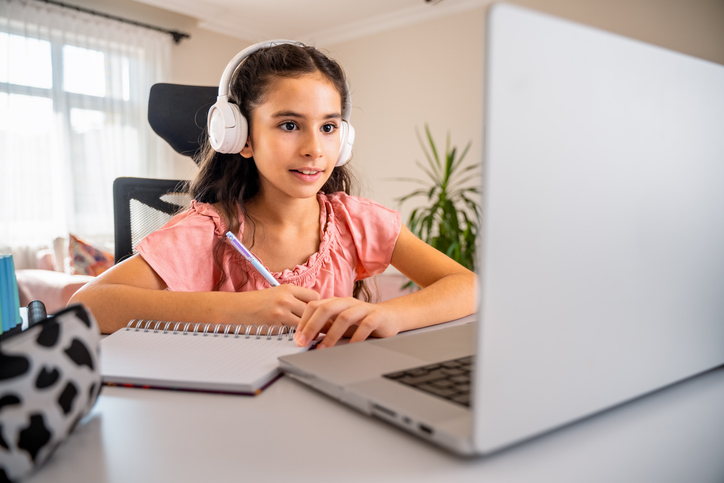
302, 130, 324, 158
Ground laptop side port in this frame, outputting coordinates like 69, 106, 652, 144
371, 403, 397, 419
418, 423, 434, 435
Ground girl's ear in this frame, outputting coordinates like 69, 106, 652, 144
240, 140, 253, 158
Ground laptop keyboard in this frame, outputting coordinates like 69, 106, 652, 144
383, 356, 473, 407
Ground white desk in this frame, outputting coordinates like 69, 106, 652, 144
24, 358, 724, 483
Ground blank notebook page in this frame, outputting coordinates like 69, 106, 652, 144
101, 329, 309, 393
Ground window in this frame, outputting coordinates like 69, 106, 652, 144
0, 1, 172, 247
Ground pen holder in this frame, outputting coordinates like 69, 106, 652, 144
0, 304, 102, 482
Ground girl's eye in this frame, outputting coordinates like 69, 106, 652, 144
321, 123, 337, 134
280, 122, 297, 131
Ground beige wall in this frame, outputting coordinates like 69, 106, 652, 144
511, 0, 724, 65
328, 0, 724, 222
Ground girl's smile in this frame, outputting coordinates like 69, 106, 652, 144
289, 167, 325, 182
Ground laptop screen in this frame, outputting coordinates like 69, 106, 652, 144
474, 3, 724, 452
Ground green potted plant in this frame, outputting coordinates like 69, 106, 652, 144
396, 125, 480, 288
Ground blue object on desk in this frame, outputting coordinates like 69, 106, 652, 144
0, 255, 22, 332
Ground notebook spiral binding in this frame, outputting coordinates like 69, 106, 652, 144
125, 319, 297, 341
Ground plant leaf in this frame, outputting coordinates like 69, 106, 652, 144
397, 189, 431, 205
414, 160, 440, 185
449, 141, 472, 175
423, 124, 442, 173
397, 126, 481, 268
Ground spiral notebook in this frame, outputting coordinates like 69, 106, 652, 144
100, 321, 313, 395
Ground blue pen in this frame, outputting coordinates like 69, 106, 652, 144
225, 231, 280, 287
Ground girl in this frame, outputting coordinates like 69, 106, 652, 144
70, 42, 475, 348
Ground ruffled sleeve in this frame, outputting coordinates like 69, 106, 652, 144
327, 193, 402, 280
136, 201, 228, 292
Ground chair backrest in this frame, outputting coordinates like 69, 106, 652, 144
148, 83, 217, 158
112, 177, 191, 263
113, 84, 213, 264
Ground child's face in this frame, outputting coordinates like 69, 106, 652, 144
241, 72, 343, 202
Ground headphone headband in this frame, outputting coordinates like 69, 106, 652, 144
208, 40, 355, 164
217, 40, 303, 98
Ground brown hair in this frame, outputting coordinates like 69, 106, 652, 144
191, 43, 370, 300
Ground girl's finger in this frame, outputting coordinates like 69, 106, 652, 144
275, 310, 302, 328
290, 299, 310, 318
318, 305, 369, 348
296, 299, 348, 346
296, 303, 313, 333
348, 316, 378, 343
297, 298, 334, 333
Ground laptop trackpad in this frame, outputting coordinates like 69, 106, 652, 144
369, 323, 475, 362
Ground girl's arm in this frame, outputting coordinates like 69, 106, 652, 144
295, 225, 476, 348
69, 255, 320, 334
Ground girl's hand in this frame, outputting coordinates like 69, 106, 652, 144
294, 298, 401, 348
231, 284, 320, 327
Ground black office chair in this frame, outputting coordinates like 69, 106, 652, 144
112, 83, 217, 263
112, 177, 191, 263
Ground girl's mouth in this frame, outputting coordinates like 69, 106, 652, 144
290, 169, 323, 181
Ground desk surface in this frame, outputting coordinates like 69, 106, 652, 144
25, 356, 724, 483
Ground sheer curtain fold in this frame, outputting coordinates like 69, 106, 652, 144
0, 0, 173, 251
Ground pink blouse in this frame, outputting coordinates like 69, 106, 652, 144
136, 192, 401, 298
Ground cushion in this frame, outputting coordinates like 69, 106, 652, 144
15, 270, 94, 314
53, 236, 69, 273
68, 235, 113, 276
35, 249, 55, 271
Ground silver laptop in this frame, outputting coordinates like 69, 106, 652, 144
279, 3, 724, 455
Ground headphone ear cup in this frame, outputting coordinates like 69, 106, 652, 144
228, 105, 248, 154
207, 98, 248, 154
336, 121, 355, 167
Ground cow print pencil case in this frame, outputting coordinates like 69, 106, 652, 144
0, 304, 101, 482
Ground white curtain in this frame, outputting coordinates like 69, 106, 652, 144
0, 0, 174, 251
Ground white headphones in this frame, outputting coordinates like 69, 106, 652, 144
207, 40, 355, 167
